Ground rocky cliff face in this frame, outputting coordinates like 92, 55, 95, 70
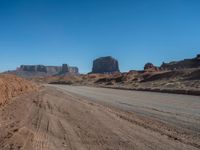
15, 64, 79, 77
20, 65, 47, 72
92, 56, 120, 73
61, 64, 69, 73
161, 54, 200, 70
69, 67, 79, 74
46, 66, 62, 75
144, 63, 159, 72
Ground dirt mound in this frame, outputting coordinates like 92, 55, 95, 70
0, 74, 37, 106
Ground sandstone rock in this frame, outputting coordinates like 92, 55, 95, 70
196, 54, 200, 60
46, 66, 62, 75
20, 65, 47, 72
92, 56, 120, 73
61, 64, 69, 73
144, 63, 159, 71
160, 54, 200, 70
37, 65, 47, 72
17, 64, 79, 77
20, 65, 35, 72
69, 67, 79, 74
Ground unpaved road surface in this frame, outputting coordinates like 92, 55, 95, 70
0, 85, 200, 150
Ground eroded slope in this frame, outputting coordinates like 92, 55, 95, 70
0, 74, 37, 106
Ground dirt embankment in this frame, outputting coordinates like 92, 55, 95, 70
0, 74, 37, 106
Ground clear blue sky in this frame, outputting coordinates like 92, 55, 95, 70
0, 0, 200, 73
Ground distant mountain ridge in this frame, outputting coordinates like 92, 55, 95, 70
160, 54, 200, 70
3, 54, 200, 79
6, 64, 79, 78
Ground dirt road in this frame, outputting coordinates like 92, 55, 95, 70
52, 85, 200, 133
0, 85, 199, 150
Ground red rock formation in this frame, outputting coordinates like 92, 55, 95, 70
144, 63, 159, 72
92, 56, 120, 73
161, 54, 200, 70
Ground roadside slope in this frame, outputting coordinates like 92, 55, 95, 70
0, 74, 37, 106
